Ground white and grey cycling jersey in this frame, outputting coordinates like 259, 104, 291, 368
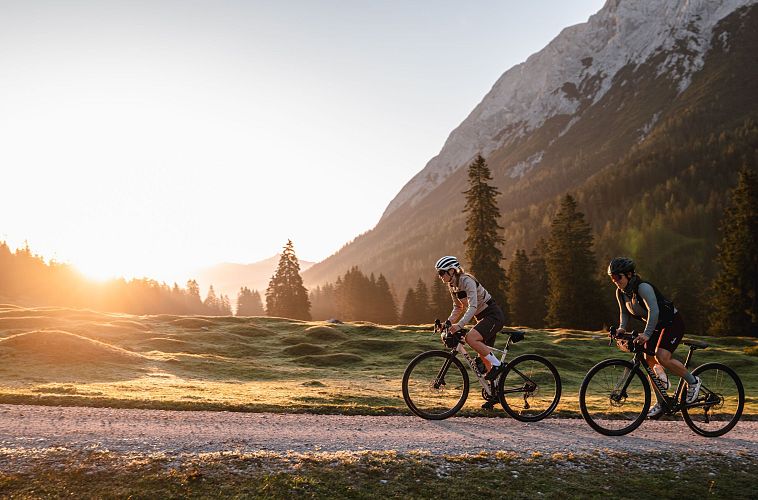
446, 273, 492, 329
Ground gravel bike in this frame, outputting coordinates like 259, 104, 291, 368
402, 322, 561, 421
579, 326, 745, 437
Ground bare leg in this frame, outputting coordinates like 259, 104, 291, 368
655, 348, 690, 379
464, 329, 492, 371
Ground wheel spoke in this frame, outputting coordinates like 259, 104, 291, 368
403, 351, 468, 420
580, 360, 649, 436
682, 364, 744, 437
498, 355, 561, 422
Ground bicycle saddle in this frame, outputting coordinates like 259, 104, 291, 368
509, 330, 525, 343
683, 339, 709, 349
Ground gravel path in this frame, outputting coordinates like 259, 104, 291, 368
1, 404, 756, 457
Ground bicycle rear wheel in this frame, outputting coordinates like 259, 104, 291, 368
497, 354, 561, 422
681, 363, 744, 437
579, 359, 650, 436
402, 350, 469, 420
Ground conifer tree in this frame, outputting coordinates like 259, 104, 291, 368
219, 294, 232, 315
374, 274, 398, 324
431, 275, 451, 320
507, 249, 532, 326
204, 285, 219, 312
400, 288, 418, 324
414, 278, 433, 323
186, 279, 203, 311
529, 239, 550, 327
463, 154, 509, 320
309, 283, 339, 321
237, 287, 265, 316
546, 194, 601, 330
265, 240, 311, 320
710, 166, 758, 336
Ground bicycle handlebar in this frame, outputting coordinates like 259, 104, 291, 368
608, 325, 641, 350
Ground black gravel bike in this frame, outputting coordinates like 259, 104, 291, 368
579, 326, 745, 437
402, 322, 561, 421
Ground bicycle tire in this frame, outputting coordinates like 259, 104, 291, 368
579, 359, 651, 436
402, 350, 469, 420
681, 363, 744, 437
497, 354, 561, 422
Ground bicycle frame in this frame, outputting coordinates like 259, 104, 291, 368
449, 335, 514, 398
616, 345, 702, 415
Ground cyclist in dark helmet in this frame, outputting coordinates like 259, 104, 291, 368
608, 257, 701, 418
435, 256, 507, 391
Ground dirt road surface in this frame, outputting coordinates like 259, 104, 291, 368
1, 404, 756, 458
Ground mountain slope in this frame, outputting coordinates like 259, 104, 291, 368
303, 0, 758, 316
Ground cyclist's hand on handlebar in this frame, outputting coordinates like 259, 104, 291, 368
615, 327, 626, 336
633, 333, 649, 345
449, 323, 461, 334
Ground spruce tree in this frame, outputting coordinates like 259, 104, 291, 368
529, 239, 550, 327
463, 154, 509, 320
546, 194, 601, 330
204, 285, 219, 312
400, 288, 418, 324
414, 278, 433, 323
374, 274, 398, 324
507, 249, 532, 326
237, 287, 265, 316
710, 166, 758, 336
265, 240, 311, 320
431, 275, 451, 320
309, 283, 338, 321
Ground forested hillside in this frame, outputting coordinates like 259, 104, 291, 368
303, 5, 758, 334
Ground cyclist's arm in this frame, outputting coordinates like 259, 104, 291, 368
616, 289, 630, 331
447, 289, 465, 325
453, 276, 479, 329
638, 283, 659, 339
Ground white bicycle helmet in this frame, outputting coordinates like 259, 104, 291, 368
435, 255, 461, 272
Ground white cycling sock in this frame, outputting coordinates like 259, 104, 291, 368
486, 353, 500, 366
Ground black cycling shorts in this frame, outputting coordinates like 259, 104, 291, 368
472, 303, 506, 347
644, 312, 685, 355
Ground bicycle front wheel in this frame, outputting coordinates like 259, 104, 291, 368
497, 354, 561, 422
402, 350, 469, 420
682, 363, 744, 437
579, 359, 650, 436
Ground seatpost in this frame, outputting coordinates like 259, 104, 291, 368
683, 345, 695, 369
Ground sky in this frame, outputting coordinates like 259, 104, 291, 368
1, 0, 605, 283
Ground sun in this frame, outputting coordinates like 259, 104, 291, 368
73, 258, 126, 282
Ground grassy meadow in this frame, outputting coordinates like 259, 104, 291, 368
0, 304, 756, 417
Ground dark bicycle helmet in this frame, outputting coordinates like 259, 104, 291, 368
607, 257, 635, 276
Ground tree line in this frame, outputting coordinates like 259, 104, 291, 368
305, 155, 756, 337
0, 243, 236, 315
2, 156, 754, 335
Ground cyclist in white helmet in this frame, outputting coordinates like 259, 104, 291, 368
435, 256, 507, 385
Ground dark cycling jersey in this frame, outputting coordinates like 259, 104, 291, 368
617, 281, 678, 339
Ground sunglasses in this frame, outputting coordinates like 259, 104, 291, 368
438, 270, 449, 277
610, 273, 625, 282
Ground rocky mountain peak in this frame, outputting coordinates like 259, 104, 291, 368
381, 0, 755, 221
